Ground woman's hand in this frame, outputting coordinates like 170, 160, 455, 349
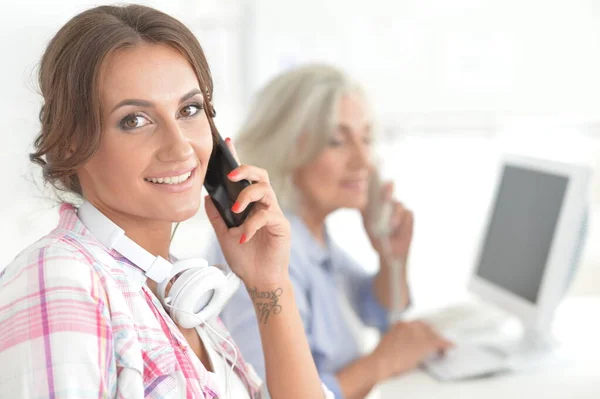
370, 320, 453, 380
205, 140, 325, 399
362, 181, 414, 261
205, 139, 290, 288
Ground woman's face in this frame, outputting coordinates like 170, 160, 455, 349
293, 93, 372, 215
78, 43, 213, 224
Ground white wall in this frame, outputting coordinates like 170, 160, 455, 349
249, 0, 600, 299
251, 0, 600, 119
1, 0, 598, 300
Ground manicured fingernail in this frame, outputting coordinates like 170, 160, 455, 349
231, 201, 241, 212
239, 234, 246, 244
227, 169, 238, 179
225, 137, 232, 143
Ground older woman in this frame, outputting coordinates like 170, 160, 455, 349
211, 65, 451, 399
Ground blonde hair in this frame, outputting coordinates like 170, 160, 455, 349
236, 64, 371, 210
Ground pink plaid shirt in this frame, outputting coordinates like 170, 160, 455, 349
0, 203, 266, 398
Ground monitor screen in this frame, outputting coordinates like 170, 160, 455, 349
475, 165, 569, 304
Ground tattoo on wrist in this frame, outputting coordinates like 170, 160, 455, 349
248, 287, 283, 324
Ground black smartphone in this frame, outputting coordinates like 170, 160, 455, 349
203, 134, 253, 228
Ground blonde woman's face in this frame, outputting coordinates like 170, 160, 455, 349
78, 43, 213, 224
293, 93, 372, 214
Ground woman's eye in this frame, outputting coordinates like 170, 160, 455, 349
180, 103, 203, 118
328, 139, 344, 147
120, 114, 150, 130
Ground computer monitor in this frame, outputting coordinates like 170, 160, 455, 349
468, 155, 591, 343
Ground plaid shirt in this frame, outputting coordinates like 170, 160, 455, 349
0, 203, 267, 399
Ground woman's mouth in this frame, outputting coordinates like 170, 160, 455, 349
341, 178, 368, 192
144, 170, 192, 185
143, 167, 197, 193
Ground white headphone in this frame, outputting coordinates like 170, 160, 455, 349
77, 201, 241, 328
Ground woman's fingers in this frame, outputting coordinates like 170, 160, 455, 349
224, 138, 272, 183
229, 209, 269, 244
390, 202, 407, 231
228, 208, 289, 244
231, 182, 275, 213
422, 322, 454, 351
228, 164, 270, 184
433, 334, 454, 355
380, 181, 394, 202
224, 137, 241, 164
398, 210, 414, 240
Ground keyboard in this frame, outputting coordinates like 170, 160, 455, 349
420, 301, 509, 336
416, 301, 514, 380
423, 344, 509, 381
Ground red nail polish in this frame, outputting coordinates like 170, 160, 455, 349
225, 137, 231, 143
239, 234, 246, 244
231, 202, 241, 212
227, 169, 238, 179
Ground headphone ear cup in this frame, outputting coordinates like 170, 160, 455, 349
168, 266, 227, 328
224, 270, 242, 299
156, 258, 208, 305
201, 270, 241, 323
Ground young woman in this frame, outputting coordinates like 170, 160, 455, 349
0, 5, 332, 398
212, 64, 452, 399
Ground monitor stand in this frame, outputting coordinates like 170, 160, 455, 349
487, 327, 558, 371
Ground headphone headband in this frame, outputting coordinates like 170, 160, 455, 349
77, 201, 173, 283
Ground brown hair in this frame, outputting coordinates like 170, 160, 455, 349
30, 4, 217, 196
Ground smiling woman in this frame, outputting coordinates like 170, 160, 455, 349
0, 4, 333, 399
73, 43, 212, 224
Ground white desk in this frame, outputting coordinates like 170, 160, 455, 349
377, 297, 600, 399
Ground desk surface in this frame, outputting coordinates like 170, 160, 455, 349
377, 297, 600, 399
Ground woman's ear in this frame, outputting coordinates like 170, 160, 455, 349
202, 88, 216, 118
207, 100, 216, 118
66, 144, 75, 157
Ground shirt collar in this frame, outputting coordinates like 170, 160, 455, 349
57, 203, 148, 284
284, 211, 333, 271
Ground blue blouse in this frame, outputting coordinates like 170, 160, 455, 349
206, 212, 389, 398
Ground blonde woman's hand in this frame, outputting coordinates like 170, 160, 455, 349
362, 181, 414, 261
370, 320, 453, 380
205, 138, 290, 288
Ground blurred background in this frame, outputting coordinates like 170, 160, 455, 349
1, 0, 599, 309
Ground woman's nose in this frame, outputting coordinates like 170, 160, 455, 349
350, 140, 370, 169
156, 122, 194, 162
